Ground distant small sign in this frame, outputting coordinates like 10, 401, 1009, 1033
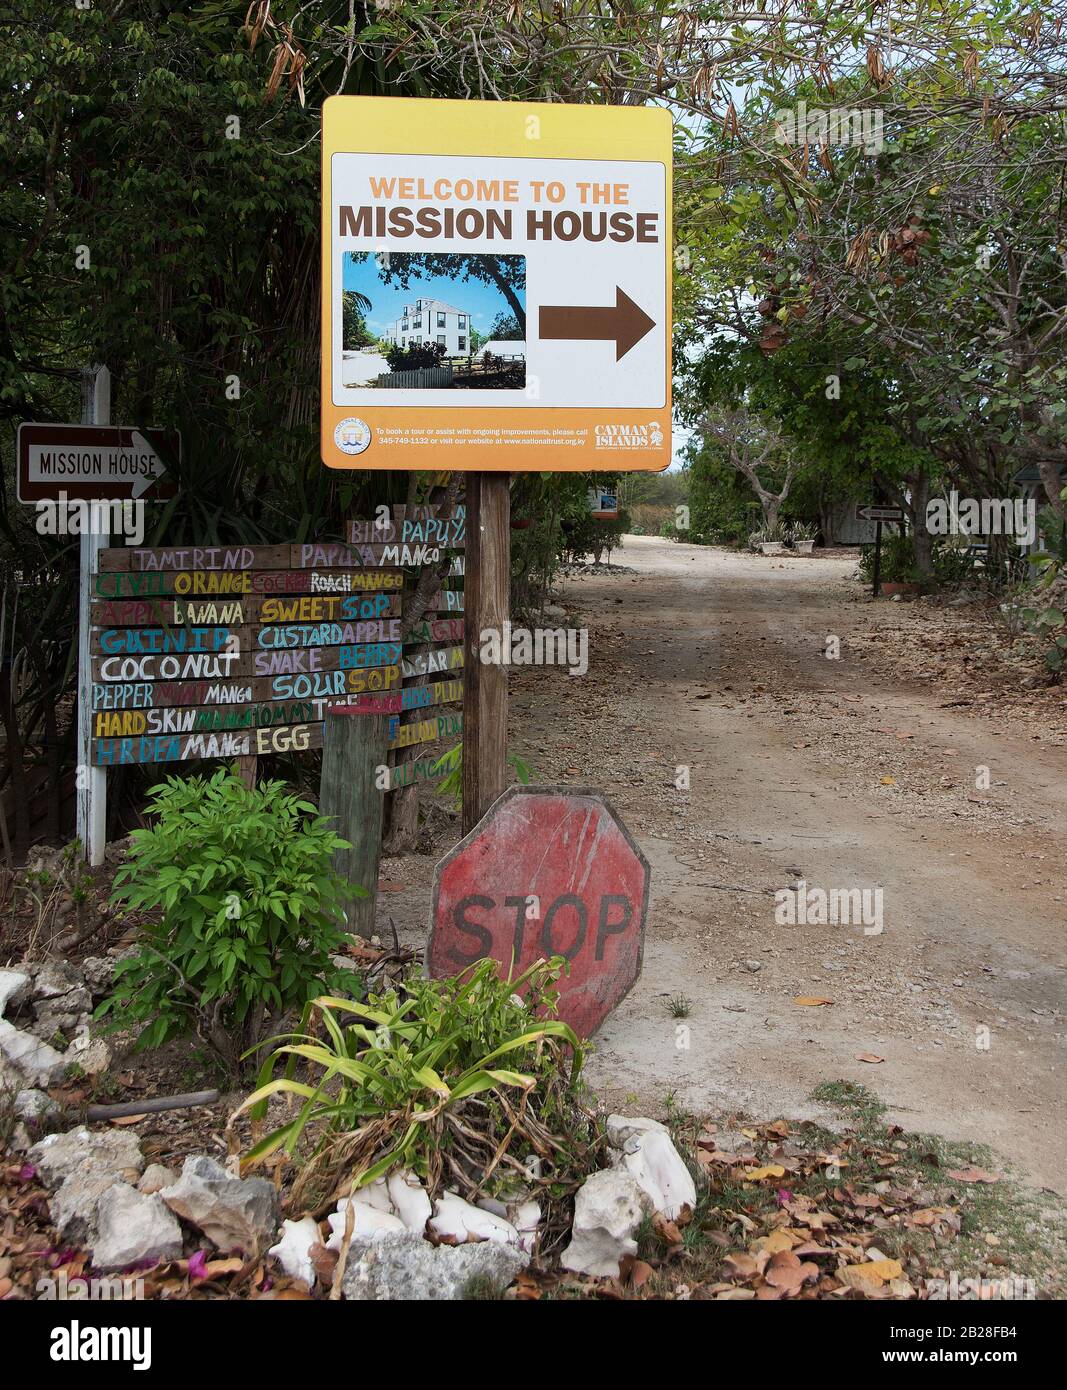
856, 503, 904, 524
589, 488, 618, 518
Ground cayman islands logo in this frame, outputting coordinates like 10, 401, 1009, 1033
595, 420, 664, 449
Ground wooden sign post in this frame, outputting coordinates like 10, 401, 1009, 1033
77, 365, 111, 867
320, 710, 389, 937
462, 474, 510, 834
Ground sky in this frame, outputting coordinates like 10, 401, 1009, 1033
343, 254, 525, 338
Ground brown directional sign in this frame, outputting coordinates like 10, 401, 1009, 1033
17, 424, 180, 503
538, 286, 656, 361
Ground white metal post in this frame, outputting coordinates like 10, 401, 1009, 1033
76, 364, 110, 865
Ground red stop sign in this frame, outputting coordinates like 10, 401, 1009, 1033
429, 786, 650, 1037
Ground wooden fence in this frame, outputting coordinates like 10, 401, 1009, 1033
375, 366, 454, 389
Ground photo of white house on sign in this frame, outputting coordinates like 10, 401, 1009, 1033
339, 251, 527, 391
382, 297, 470, 355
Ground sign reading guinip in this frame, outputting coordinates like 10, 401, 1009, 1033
321, 96, 671, 472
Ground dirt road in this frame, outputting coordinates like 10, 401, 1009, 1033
509, 538, 1067, 1191
381, 536, 1066, 1190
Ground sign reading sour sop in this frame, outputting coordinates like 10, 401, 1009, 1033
321, 95, 672, 472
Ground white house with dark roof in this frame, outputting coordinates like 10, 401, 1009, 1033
382, 297, 471, 356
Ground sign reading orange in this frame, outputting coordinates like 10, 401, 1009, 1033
321, 96, 671, 472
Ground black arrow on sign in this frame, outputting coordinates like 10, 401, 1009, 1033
538, 286, 656, 361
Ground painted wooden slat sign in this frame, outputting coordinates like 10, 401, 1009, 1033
97, 541, 453, 574
387, 710, 462, 751
384, 755, 452, 791
91, 664, 403, 712
401, 645, 463, 678
91, 617, 404, 655
90, 592, 406, 626
87, 525, 465, 773
347, 510, 465, 548
94, 721, 325, 766
92, 640, 403, 683
339, 676, 462, 715
403, 617, 463, 644
432, 588, 464, 612
93, 699, 460, 751
94, 699, 345, 739
92, 568, 405, 599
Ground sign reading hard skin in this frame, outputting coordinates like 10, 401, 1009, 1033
428, 786, 650, 1037
321, 96, 672, 472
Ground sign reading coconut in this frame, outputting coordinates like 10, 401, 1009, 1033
429, 787, 650, 1037
321, 96, 671, 472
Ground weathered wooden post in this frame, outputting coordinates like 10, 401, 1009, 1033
319, 711, 389, 939
462, 472, 510, 834
76, 365, 110, 866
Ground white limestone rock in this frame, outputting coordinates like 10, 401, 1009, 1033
0, 1019, 68, 1086
606, 1114, 697, 1220
31, 959, 85, 1000
92, 1183, 184, 1271
341, 1230, 528, 1301
161, 1155, 279, 1255
30, 1126, 144, 1187
138, 1164, 178, 1196
15, 1088, 59, 1122
51, 1169, 126, 1245
268, 1216, 322, 1286
560, 1168, 651, 1278
63, 1035, 112, 1077
0, 968, 31, 1018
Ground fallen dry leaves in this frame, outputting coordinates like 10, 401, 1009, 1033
682, 1118, 987, 1302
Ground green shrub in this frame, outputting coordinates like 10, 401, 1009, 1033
858, 531, 922, 584
97, 768, 356, 1073
236, 958, 597, 1212
933, 542, 978, 585
563, 508, 631, 563
384, 340, 447, 372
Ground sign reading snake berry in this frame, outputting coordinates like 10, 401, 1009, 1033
428, 786, 650, 1037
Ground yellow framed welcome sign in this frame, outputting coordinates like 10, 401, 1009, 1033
320, 96, 672, 472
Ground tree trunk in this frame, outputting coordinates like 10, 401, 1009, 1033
908, 471, 934, 580
1036, 457, 1067, 520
